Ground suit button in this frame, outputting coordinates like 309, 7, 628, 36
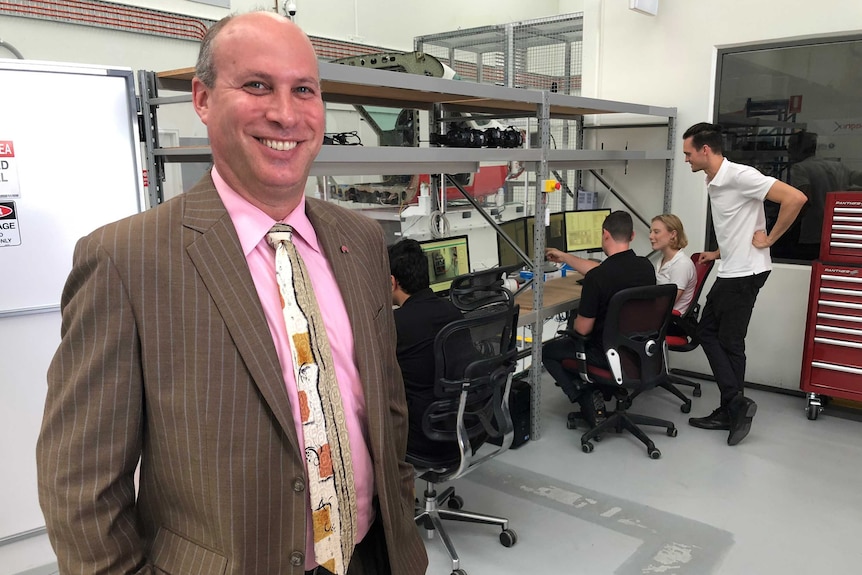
289, 551, 304, 566
293, 478, 305, 492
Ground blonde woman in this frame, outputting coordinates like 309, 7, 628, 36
649, 214, 696, 315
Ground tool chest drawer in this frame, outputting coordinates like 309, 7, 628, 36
820, 192, 862, 264
801, 262, 862, 400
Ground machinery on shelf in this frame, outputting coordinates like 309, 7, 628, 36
328, 51, 522, 206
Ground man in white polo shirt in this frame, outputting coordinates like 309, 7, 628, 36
682, 122, 806, 446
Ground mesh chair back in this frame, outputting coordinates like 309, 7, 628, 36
423, 303, 519, 445
602, 284, 676, 389
449, 265, 520, 312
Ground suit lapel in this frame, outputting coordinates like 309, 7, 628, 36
182, 176, 302, 457
306, 199, 382, 408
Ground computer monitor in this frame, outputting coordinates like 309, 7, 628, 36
496, 217, 528, 268
565, 208, 611, 253
526, 212, 567, 259
418, 235, 471, 295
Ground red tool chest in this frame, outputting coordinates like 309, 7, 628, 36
800, 192, 862, 419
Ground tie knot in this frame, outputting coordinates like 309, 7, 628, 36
267, 223, 293, 248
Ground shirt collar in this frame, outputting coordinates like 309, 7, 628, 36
707, 157, 730, 187
211, 166, 321, 256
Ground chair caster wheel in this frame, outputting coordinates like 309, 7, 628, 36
447, 495, 464, 510
693, 387, 702, 397
582, 442, 594, 453
500, 528, 517, 547
648, 448, 661, 459
681, 402, 691, 413
566, 419, 578, 430
667, 427, 678, 437
452, 569, 467, 575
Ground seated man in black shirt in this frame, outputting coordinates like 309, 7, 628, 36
542, 210, 656, 426
389, 239, 464, 458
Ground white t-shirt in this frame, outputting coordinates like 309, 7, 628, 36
707, 158, 775, 278
655, 250, 697, 314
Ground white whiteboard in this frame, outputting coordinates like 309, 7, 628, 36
0, 60, 142, 541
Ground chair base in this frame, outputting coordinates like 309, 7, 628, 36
658, 381, 692, 413
628, 380, 693, 413
580, 410, 677, 459
414, 481, 516, 573
668, 372, 703, 397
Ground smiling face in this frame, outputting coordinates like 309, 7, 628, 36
192, 13, 324, 219
649, 218, 676, 252
682, 136, 710, 173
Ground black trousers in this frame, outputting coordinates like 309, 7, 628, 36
697, 271, 770, 407
542, 336, 607, 406
306, 502, 392, 575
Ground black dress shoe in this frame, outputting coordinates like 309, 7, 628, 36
688, 407, 730, 430
727, 395, 757, 446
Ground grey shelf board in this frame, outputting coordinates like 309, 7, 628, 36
545, 148, 673, 169
311, 146, 540, 176
548, 92, 676, 119
155, 146, 212, 163
154, 64, 676, 120
153, 145, 670, 174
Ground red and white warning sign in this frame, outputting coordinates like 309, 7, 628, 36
0, 140, 21, 199
0, 201, 22, 246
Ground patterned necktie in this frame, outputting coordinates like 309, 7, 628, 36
266, 223, 357, 575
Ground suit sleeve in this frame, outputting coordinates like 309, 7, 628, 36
375, 235, 415, 506
36, 232, 146, 574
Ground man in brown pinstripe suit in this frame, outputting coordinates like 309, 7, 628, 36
37, 11, 427, 575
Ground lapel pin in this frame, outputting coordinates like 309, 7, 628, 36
341, 245, 349, 254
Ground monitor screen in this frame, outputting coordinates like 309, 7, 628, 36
565, 209, 611, 252
418, 235, 471, 295
496, 218, 528, 268
526, 212, 567, 259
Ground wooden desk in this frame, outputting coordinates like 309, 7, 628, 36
515, 273, 583, 327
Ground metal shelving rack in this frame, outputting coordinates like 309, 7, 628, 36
138, 61, 676, 439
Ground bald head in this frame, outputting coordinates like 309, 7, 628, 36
190, 10, 324, 220
196, 12, 314, 88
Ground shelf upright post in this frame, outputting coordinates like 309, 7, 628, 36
529, 90, 552, 440
572, 113, 585, 211
663, 116, 675, 214
137, 70, 163, 208
504, 23, 515, 88
432, 102, 447, 235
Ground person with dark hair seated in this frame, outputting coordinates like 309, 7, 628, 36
542, 210, 656, 427
389, 239, 464, 457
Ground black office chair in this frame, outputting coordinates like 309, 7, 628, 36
408, 302, 520, 575
448, 264, 521, 312
559, 284, 678, 459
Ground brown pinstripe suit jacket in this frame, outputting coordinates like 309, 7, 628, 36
36, 175, 428, 575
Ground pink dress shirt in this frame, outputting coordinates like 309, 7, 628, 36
212, 168, 374, 569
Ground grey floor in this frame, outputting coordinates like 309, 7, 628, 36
423, 373, 862, 575
7, 373, 862, 575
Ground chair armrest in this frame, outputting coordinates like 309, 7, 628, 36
553, 330, 592, 383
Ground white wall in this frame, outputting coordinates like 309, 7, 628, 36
576, 0, 862, 389
0, 1, 854, 401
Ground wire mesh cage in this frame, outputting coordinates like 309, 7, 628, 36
416, 14, 586, 214
414, 13, 584, 94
